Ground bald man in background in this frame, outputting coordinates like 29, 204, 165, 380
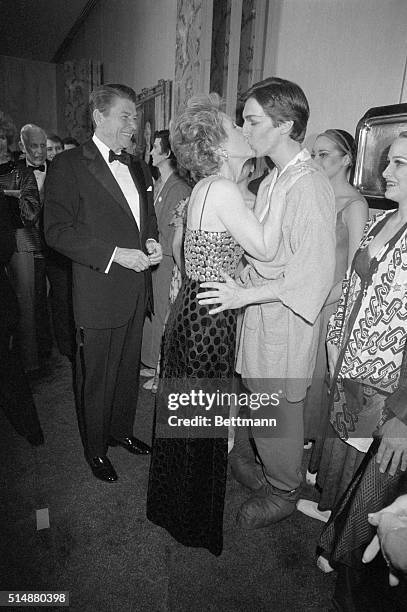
6, 124, 51, 372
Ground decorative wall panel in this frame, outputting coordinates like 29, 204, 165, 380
210, 0, 231, 98
63, 59, 101, 143
237, 0, 256, 101
174, 0, 213, 115
174, 0, 266, 118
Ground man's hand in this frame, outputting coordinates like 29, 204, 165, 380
362, 495, 407, 586
146, 239, 163, 266
198, 271, 248, 314
376, 417, 407, 475
113, 247, 150, 272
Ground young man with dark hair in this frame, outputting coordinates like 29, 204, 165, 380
62, 137, 80, 150
141, 129, 191, 386
199, 77, 336, 527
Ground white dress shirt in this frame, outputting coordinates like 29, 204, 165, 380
92, 134, 141, 273
92, 134, 140, 227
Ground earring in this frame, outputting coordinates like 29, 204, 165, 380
220, 147, 229, 160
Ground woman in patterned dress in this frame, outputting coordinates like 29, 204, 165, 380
313, 132, 407, 514
313, 133, 407, 588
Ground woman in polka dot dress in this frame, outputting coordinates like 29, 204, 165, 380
146, 93, 282, 556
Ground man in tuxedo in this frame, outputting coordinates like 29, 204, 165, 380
20, 124, 48, 201
6, 124, 51, 372
44, 84, 162, 482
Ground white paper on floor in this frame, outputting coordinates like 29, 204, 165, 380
36, 507, 50, 530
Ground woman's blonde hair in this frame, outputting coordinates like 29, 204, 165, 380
170, 93, 227, 181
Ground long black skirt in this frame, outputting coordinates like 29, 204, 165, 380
319, 440, 407, 610
146, 278, 237, 556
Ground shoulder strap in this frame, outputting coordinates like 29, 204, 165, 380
198, 176, 220, 230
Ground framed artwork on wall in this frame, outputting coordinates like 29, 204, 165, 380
131, 79, 172, 162
353, 103, 407, 209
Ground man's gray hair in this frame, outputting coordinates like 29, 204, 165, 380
20, 123, 47, 144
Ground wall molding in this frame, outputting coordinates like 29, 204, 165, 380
52, 0, 100, 63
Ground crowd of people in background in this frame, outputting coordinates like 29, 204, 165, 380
1, 74, 406, 611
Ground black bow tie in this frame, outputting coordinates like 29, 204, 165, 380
108, 150, 130, 166
31, 164, 45, 172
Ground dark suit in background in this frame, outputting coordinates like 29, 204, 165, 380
0, 191, 44, 445
142, 172, 191, 369
44, 140, 158, 461
5, 162, 51, 371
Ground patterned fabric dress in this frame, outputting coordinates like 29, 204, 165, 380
146, 202, 244, 555
316, 211, 407, 510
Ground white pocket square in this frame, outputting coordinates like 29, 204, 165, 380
147, 186, 153, 191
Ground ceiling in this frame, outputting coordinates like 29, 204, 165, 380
0, 0, 92, 62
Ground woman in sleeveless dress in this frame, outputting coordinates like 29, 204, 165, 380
298, 130, 369, 520
146, 94, 283, 556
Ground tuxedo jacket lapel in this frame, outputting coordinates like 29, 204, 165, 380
81, 140, 136, 223
128, 158, 148, 236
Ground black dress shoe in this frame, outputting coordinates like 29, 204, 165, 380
108, 435, 151, 455
88, 456, 118, 482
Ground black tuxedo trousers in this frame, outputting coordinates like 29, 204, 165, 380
75, 283, 146, 458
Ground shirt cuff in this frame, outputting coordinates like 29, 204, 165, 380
105, 246, 117, 273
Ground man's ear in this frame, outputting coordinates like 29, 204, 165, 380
19, 140, 26, 153
93, 109, 103, 127
279, 120, 294, 136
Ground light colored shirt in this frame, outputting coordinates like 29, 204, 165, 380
92, 134, 140, 273
258, 149, 307, 222
236, 150, 336, 402
92, 134, 140, 226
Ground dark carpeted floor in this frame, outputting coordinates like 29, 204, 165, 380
0, 351, 335, 612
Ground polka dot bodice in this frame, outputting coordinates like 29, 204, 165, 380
184, 228, 244, 282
